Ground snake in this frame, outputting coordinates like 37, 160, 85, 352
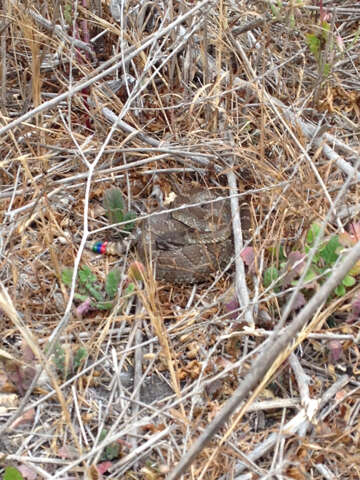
88, 189, 250, 283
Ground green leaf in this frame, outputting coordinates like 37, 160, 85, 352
74, 293, 90, 302
53, 344, 65, 373
110, 208, 124, 225
278, 245, 287, 261
323, 62, 331, 77
303, 268, 319, 283
291, 267, 318, 287
268, 245, 287, 262
342, 275, 356, 287
270, 3, 280, 18
96, 301, 114, 310
105, 269, 122, 299
85, 283, 104, 302
321, 20, 330, 36
103, 188, 124, 210
124, 282, 135, 296
4, 467, 24, 480
74, 347, 87, 370
123, 211, 136, 232
335, 284, 346, 297
103, 188, 125, 225
306, 33, 321, 59
78, 265, 97, 286
319, 236, 340, 265
61, 268, 74, 286
98, 429, 121, 461
264, 266, 279, 288
64, 2, 72, 26
279, 261, 287, 271
313, 253, 321, 264
104, 442, 121, 460
289, 14, 295, 28
102, 188, 137, 231
306, 223, 321, 246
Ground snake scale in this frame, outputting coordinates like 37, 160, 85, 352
88, 189, 250, 283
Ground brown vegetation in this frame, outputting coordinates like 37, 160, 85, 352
1, 1, 360, 479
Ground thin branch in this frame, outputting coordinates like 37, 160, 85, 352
167, 238, 360, 479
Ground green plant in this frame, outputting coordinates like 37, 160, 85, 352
62, 265, 121, 310
269, 0, 283, 20
64, 1, 72, 26
3, 466, 23, 480
304, 0, 347, 83
268, 1, 341, 84
53, 343, 66, 374
306, 20, 332, 78
264, 222, 358, 304
268, 0, 304, 28
103, 188, 136, 233
99, 430, 121, 461
61, 265, 136, 312
51, 343, 87, 379
74, 347, 87, 370
61, 189, 138, 313
305, 223, 356, 296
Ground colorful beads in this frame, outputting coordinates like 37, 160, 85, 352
92, 241, 108, 254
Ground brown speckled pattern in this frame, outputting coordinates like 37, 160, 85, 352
137, 190, 235, 283
88, 190, 251, 283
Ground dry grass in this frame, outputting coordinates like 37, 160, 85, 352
1, 0, 360, 478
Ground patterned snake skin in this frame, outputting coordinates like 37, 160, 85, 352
88, 189, 250, 283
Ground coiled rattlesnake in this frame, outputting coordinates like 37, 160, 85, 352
88, 189, 250, 283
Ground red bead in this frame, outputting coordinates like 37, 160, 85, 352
100, 241, 108, 254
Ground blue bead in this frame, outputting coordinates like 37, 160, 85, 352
93, 241, 103, 253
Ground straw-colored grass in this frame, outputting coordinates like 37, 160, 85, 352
1, 1, 360, 478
